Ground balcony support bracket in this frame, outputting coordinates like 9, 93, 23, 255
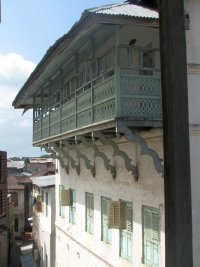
62, 140, 95, 177
42, 144, 69, 174
118, 122, 164, 175
53, 142, 80, 175
78, 135, 116, 179
94, 131, 138, 181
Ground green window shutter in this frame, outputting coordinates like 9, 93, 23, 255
126, 203, 133, 232
86, 193, 94, 234
101, 197, 112, 244
59, 185, 65, 218
120, 201, 133, 261
69, 190, 76, 224
143, 206, 160, 267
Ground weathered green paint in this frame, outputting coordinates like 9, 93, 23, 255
33, 74, 161, 142
101, 197, 112, 244
143, 206, 160, 267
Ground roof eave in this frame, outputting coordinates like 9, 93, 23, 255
12, 10, 159, 109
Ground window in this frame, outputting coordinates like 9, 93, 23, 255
59, 185, 65, 218
140, 43, 154, 76
85, 192, 94, 234
45, 192, 48, 217
120, 201, 133, 261
101, 196, 112, 244
143, 206, 160, 267
69, 190, 76, 224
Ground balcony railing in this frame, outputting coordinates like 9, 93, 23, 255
33, 72, 162, 143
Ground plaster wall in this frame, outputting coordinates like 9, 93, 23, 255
55, 129, 165, 267
186, 1, 200, 266
39, 187, 55, 267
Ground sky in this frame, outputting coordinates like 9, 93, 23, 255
0, 0, 122, 158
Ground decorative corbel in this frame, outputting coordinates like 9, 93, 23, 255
62, 140, 95, 177
94, 131, 138, 181
78, 135, 116, 179
42, 144, 69, 174
55, 141, 80, 175
118, 122, 164, 175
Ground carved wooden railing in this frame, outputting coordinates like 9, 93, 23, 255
33, 74, 161, 142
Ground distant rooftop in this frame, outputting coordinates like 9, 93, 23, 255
8, 175, 32, 190
7, 160, 24, 169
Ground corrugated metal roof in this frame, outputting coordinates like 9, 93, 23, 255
8, 175, 32, 190
7, 160, 25, 169
31, 175, 55, 187
13, 2, 158, 109
87, 3, 158, 19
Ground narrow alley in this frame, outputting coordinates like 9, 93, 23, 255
9, 237, 38, 267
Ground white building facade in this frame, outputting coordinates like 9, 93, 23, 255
31, 176, 56, 267
55, 129, 164, 267
13, 1, 200, 266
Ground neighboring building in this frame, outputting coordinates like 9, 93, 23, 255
7, 159, 24, 176
7, 174, 32, 238
31, 175, 55, 267
12, 1, 200, 267
23, 158, 55, 175
0, 151, 8, 267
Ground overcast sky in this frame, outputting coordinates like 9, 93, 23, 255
0, 0, 121, 158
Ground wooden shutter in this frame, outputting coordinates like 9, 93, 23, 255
143, 206, 160, 266
59, 185, 64, 217
69, 190, 76, 224
36, 202, 42, 212
0, 151, 7, 183
101, 197, 112, 243
86, 193, 94, 234
61, 189, 72, 206
108, 201, 126, 229
0, 190, 7, 217
126, 203, 133, 232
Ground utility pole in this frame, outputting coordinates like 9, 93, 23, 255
159, 0, 193, 266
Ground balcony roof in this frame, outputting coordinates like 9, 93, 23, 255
12, 3, 158, 111
86, 3, 158, 18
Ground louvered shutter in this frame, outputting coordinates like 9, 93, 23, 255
86, 193, 94, 234
126, 203, 133, 232
143, 206, 160, 267
0, 151, 7, 183
108, 201, 126, 229
59, 185, 65, 217
101, 197, 112, 243
69, 190, 76, 224
0, 191, 7, 216
120, 201, 133, 261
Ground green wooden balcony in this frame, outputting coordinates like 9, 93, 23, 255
33, 73, 162, 143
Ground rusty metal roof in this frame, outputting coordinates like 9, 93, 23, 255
86, 3, 158, 19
